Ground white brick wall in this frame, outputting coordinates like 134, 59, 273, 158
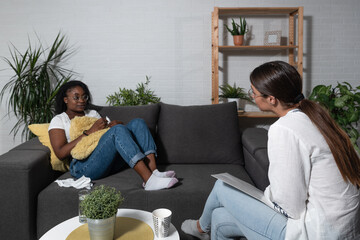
1, 0, 360, 154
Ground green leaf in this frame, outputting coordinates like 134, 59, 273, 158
348, 110, 359, 123
334, 95, 350, 108
349, 127, 359, 140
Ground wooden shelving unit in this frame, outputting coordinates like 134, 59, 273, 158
211, 7, 303, 118
238, 111, 277, 118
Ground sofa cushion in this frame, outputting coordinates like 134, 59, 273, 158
37, 164, 253, 239
242, 128, 270, 191
241, 128, 268, 155
93, 103, 160, 136
156, 102, 244, 164
28, 124, 69, 172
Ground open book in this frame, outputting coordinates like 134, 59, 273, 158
212, 172, 273, 209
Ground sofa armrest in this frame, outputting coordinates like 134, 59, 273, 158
241, 128, 270, 191
0, 139, 62, 240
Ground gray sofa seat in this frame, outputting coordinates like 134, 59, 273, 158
37, 163, 252, 238
0, 102, 270, 240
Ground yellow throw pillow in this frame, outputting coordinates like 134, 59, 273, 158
70, 116, 109, 160
28, 124, 69, 172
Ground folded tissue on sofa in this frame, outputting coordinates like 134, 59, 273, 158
55, 175, 93, 189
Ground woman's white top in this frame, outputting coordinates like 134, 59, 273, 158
48, 110, 101, 142
264, 109, 360, 240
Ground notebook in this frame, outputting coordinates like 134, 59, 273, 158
211, 172, 273, 208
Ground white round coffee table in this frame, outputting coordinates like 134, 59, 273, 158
39, 208, 180, 240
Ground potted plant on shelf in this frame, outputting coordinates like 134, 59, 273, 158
106, 76, 161, 106
80, 185, 124, 240
219, 83, 251, 110
224, 17, 248, 46
309, 82, 360, 153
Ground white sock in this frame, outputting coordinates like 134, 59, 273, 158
153, 169, 176, 178
181, 219, 209, 240
144, 174, 178, 191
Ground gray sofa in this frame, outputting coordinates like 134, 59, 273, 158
0, 102, 271, 240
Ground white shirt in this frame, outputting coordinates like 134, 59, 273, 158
264, 109, 360, 240
48, 110, 101, 142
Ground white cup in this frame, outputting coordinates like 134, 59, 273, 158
152, 208, 172, 238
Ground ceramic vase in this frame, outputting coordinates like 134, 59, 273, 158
233, 35, 244, 46
227, 98, 242, 110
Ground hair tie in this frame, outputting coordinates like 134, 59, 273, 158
294, 93, 305, 103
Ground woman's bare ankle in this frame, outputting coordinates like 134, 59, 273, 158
197, 220, 205, 233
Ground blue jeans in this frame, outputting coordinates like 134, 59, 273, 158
70, 118, 156, 180
199, 180, 287, 240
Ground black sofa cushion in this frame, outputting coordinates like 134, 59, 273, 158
242, 128, 270, 191
156, 102, 244, 164
37, 163, 253, 239
92, 103, 160, 136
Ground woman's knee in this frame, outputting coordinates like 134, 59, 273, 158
211, 208, 243, 240
127, 118, 147, 129
110, 123, 129, 134
213, 179, 226, 192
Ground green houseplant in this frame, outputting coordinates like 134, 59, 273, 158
309, 82, 360, 153
219, 83, 251, 100
80, 185, 124, 240
224, 17, 248, 46
106, 76, 161, 106
0, 32, 76, 140
219, 83, 251, 110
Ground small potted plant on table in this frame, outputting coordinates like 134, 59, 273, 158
219, 83, 251, 110
80, 185, 124, 240
224, 17, 248, 46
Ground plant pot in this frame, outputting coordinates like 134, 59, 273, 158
87, 215, 116, 240
233, 35, 244, 46
227, 98, 243, 110
244, 101, 260, 112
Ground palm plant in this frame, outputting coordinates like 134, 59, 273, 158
0, 32, 76, 140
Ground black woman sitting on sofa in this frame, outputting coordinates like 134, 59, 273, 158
181, 61, 360, 239
48, 80, 178, 191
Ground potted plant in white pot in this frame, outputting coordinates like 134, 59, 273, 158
224, 17, 248, 46
219, 83, 251, 110
80, 185, 124, 240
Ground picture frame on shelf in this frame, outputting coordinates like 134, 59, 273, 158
264, 30, 282, 45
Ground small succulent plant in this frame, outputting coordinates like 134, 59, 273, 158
224, 17, 248, 36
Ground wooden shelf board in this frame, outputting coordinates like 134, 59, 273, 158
219, 45, 298, 51
238, 111, 278, 118
217, 7, 299, 15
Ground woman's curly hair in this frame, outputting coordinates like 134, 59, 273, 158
54, 80, 92, 114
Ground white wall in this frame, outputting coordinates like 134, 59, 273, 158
1, 0, 360, 154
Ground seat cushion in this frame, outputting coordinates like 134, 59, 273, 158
156, 102, 244, 164
37, 164, 252, 240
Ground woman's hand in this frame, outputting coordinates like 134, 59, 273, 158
87, 118, 108, 134
108, 120, 124, 128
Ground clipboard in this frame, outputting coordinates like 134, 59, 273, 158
211, 172, 273, 208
